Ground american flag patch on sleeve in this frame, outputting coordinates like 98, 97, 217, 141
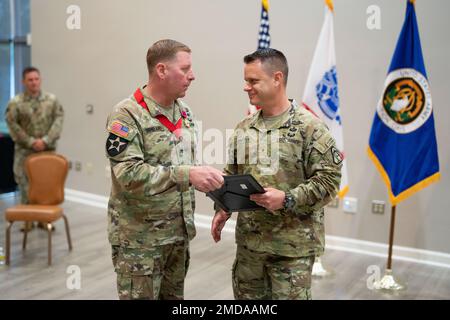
110, 121, 129, 138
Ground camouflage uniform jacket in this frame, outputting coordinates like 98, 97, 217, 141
106, 87, 197, 249
5, 91, 64, 182
225, 100, 342, 257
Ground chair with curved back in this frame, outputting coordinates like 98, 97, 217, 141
5, 152, 72, 266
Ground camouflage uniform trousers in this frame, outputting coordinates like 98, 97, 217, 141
232, 245, 315, 300
112, 240, 189, 300
13, 148, 37, 204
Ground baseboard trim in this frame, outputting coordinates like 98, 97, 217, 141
0, 191, 18, 199
324, 235, 450, 269
64, 188, 450, 269
65, 188, 108, 209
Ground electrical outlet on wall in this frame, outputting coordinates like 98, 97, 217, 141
372, 200, 385, 214
75, 161, 82, 171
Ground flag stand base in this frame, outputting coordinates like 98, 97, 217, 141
373, 269, 406, 291
311, 257, 333, 277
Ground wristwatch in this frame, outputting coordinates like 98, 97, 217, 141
283, 191, 296, 210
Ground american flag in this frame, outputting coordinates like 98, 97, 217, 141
111, 121, 129, 138
249, 0, 271, 115
258, 0, 270, 49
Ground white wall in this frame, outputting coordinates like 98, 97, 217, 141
31, 0, 450, 254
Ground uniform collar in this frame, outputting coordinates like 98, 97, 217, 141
23, 91, 44, 102
249, 99, 298, 131
138, 86, 186, 119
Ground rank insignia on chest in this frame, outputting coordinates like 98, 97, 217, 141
106, 133, 129, 157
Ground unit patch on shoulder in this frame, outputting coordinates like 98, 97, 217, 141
106, 133, 129, 157
331, 146, 343, 165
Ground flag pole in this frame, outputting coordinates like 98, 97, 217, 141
386, 205, 396, 270
373, 205, 405, 291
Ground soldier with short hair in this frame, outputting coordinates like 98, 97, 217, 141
106, 39, 224, 300
5, 66, 64, 231
211, 48, 342, 300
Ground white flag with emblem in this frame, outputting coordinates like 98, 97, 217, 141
302, 0, 349, 198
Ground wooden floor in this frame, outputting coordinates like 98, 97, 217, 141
1, 194, 450, 300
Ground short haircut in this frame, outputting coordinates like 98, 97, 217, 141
243, 48, 289, 85
22, 66, 40, 79
146, 39, 191, 74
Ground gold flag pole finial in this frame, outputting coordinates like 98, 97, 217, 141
409, 0, 416, 4
262, 0, 269, 11
325, 0, 334, 11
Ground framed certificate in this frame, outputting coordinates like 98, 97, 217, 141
206, 174, 266, 212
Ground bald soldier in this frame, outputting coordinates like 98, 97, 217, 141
105, 39, 223, 300
5, 66, 64, 231
211, 49, 342, 300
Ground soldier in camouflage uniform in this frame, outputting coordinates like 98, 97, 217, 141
5, 67, 64, 231
106, 39, 223, 300
211, 49, 342, 300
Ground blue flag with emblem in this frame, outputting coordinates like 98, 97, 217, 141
368, 0, 440, 205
